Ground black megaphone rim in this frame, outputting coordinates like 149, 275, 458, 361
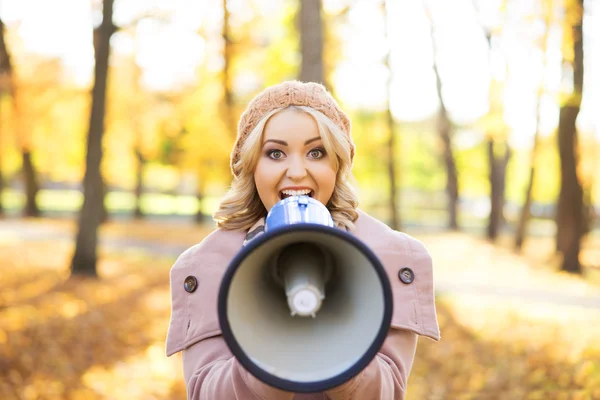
217, 223, 393, 393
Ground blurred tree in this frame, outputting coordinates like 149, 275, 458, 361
210, 0, 235, 223
299, 0, 324, 84
133, 150, 145, 219
487, 138, 510, 240
0, 18, 40, 217
383, 0, 400, 230
71, 0, 116, 277
221, 0, 236, 139
104, 51, 159, 220
425, 4, 459, 230
176, 66, 233, 221
0, 128, 2, 216
555, 0, 585, 273
473, 0, 510, 240
515, 0, 554, 251
100, 176, 108, 223
0, 21, 5, 216
116, 60, 156, 220
131, 64, 146, 219
484, 79, 511, 241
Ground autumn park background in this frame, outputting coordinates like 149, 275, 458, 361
0, 0, 599, 398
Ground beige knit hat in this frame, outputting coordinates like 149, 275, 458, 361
231, 81, 353, 177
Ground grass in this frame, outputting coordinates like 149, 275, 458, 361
0, 189, 221, 216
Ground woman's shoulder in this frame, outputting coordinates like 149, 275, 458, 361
171, 227, 247, 271
354, 209, 430, 255
355, 209, 440, 341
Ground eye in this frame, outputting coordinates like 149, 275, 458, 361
267, 149, 285, 160
308, 148, 326, 159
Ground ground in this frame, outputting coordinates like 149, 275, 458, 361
1, 218, 599, 400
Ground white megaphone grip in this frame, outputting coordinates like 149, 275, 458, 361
278, 243, 328, 317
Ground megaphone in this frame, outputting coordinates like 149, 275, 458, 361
218, 196, 393, 393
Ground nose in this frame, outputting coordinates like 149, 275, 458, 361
286, 156, 307, 180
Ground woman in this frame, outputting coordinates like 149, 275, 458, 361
166, 81, 440, 399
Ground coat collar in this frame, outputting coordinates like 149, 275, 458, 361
243, 218, 266, 246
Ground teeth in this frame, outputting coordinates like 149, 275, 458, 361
281, 189, 312, 197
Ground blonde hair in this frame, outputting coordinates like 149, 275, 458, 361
214, 106, 359, 231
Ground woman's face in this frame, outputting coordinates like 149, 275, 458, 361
254, 108, 337, 212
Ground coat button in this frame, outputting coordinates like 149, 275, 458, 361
398, 267, 414, 284
184, 276, 198, 293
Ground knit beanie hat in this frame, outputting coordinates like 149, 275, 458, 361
231, 81, 354, 177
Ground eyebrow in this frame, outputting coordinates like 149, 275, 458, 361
263, 137, 322, 146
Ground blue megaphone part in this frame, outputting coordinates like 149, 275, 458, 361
265, 195, 334, 232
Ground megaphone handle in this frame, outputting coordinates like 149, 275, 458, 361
282, 253, 326, 317
287, 287, 322, 318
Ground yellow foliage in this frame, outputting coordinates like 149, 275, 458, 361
2, 220, 600, 399
561, 0, 584, 64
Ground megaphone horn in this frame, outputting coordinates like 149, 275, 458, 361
218, 196, 393, 393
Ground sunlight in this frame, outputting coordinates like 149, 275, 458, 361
82, 343, 183, 399
1, 0, 597, 138
446, 294, 600, 356
135, 19, 206, 92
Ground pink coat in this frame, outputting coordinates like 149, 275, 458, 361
166, 210, 440, 399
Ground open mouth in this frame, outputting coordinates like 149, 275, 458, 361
279, 189, 314, 200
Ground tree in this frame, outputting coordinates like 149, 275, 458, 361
472, 0, 510, 240
0, 20, 6, 216
515, 0, 554, 250
425, 4, 459, 230
204, 0, 236, 223
129, 62, 147, 220
0, 116, 3, 215
383, 0, 400, 230
0, 18, 40, 217
555, 0, 585, 273
487, 138, 510, 240
71, 0, 116, 277
298, 0, 324, 84
221, 0, 235, 141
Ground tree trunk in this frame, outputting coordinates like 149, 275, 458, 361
487, 139, 510, 240
0, 18, 10, 217
432, 65, 458, 230
134, 149, 144, 219
221, 0, 236, 141
298, 0, 324, 84
557, 106, 584, 273
582, 183, 593, 235
0, 18, 40, 217
515, 2, 553, 251
131, 62, 145, 220
382, 2, 399, 230
385, 106, 399, 230
428, 10, 459, 230
0, 19, 8, 216
557, 105, 584, 273
22, 150, 40, 217
100, 176, 108, 223
195, 191, 205, 224
556, 0, 585, 274
515, 132, 540, 250
0, 159, 3, 217
440, 110, 459, 230
0, 99, 4, 216
515, 164, 536, 250
71, 0, 115, 277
